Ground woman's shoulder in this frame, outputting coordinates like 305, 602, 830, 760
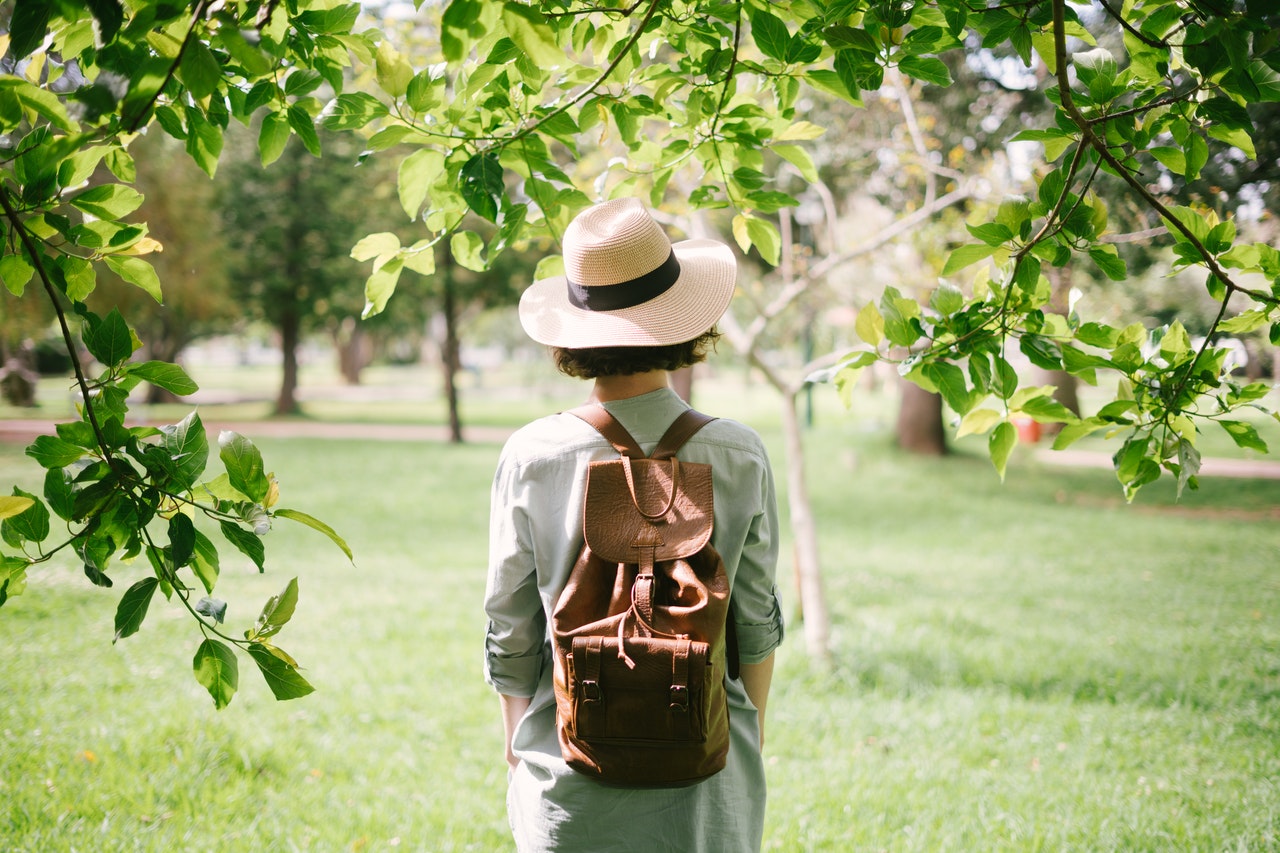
497, 412, 601, 469
694, 415, 769, 459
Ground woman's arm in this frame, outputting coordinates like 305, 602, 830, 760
740, 652, 775, 748
499, 693, 533, 770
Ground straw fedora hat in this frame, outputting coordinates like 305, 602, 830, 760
518, 198, 737, 348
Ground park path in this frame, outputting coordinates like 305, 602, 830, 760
0, 418, 516, 446
3, 418, 1280, 479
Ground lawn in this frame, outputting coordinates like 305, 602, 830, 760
1, 377, 1278, 851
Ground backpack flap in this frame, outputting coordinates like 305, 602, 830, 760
582, 457, 713, 563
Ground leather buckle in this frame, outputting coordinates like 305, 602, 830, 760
581, 680, 603, 703
668, 684, 689, 711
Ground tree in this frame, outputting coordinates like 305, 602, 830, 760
220, 125, 405, 415
0, 0, 361, 706
3, 0, 1277, 673
92, 131, 235, 402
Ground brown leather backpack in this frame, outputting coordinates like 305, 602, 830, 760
551, 405, 733, 786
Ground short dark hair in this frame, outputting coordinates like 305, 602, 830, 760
552, 328, 722, 379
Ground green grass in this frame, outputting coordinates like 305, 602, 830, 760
1, 379, 1278, 851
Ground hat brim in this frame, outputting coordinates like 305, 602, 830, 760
518, 239, 737, 348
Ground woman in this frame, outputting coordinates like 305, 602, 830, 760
483, 198, 784, 851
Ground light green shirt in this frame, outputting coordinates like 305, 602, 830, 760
484, 388, 783, 852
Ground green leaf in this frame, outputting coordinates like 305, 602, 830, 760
0, 251, 35, 296
351, 232, 401, 263
218, 432, 268, 503
113, 577, 159, 643
179, 40, 222, 100
375, 40, 414, 98
967, 222, 1014, 247
1219, 420, 1269, 453
0, 495, 35, 521
1052, 420, 1106, 450
250, 577, 299, 641
450, 230, 487, 272
190, 528, 221, 594
1087, 246, 1127, 281
83, 307, 135, 367
287, 105, 321, 157
185, 111, 224, 178
70, 184, 145, 220
898, 55, 953, 86
258, 112, 291, 167
989, 421, 1017, 482
922, 361, 973, 415
274, 508, 354, 562
1150, 146, 1186, 175
247, 642, 315, 701
362, 257, 404, 319
397, 149, 445, 220
879, 286, 922, 347
501, 4, 564, 68
160, 411, 209, 492
3, 488, 48, 546
195, 596, 227, 624
0, 77, 73, 131
26, 435, 86, 469
1159, 320, 1190, 362
1019, 395, 1076, 423
751, 9, 792, 62
321, 92, 387, 131
460, 153, 504, 223
942, 244, 997, 275
930, 282, 965, 316
6, 0, 52, 61
219, 520, 265, 572
991, 355, 1018, 398
1175, 438, 1201, 500
772, 144, 819, 183
168, 513, 195, 570
957, 408, 1003, 438
855, 301, 885, 347
104, 256, 163, 303
193, 639, 239, 710
745, 217, 782, 266
128, 361, 198, 396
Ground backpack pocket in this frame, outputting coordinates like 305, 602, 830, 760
568, 634, 710, 746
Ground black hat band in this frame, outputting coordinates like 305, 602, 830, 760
565, 250, 681, 312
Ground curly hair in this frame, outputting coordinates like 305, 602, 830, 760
551, 328, 722, 379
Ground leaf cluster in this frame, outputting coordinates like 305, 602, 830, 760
1, 0, 359, 706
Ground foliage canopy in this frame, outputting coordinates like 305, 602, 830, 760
0, 0, 1277, 694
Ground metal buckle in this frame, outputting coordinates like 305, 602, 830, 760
581, 680, 602, 703
668, 685, 689, 711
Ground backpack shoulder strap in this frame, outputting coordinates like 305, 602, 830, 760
651, 409, 716, 460
567, 404, 644, 457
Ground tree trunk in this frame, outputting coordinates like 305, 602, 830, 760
335, 317, 369, 385
142, 320, 185, 404
275, 309, 301, 416
780, 389, 831, 665
895, 379, 947, 455
275, 154, 305, 417
440, 248, 463, 443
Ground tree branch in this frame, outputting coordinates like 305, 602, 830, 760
505, 0, 663, 148
1097, 0, 1169, 49
123, 0, 213, 132
0, 183, 115, 462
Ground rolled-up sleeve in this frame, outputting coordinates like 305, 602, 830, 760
483, 449, 546, 698
731, 453, 784, 664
